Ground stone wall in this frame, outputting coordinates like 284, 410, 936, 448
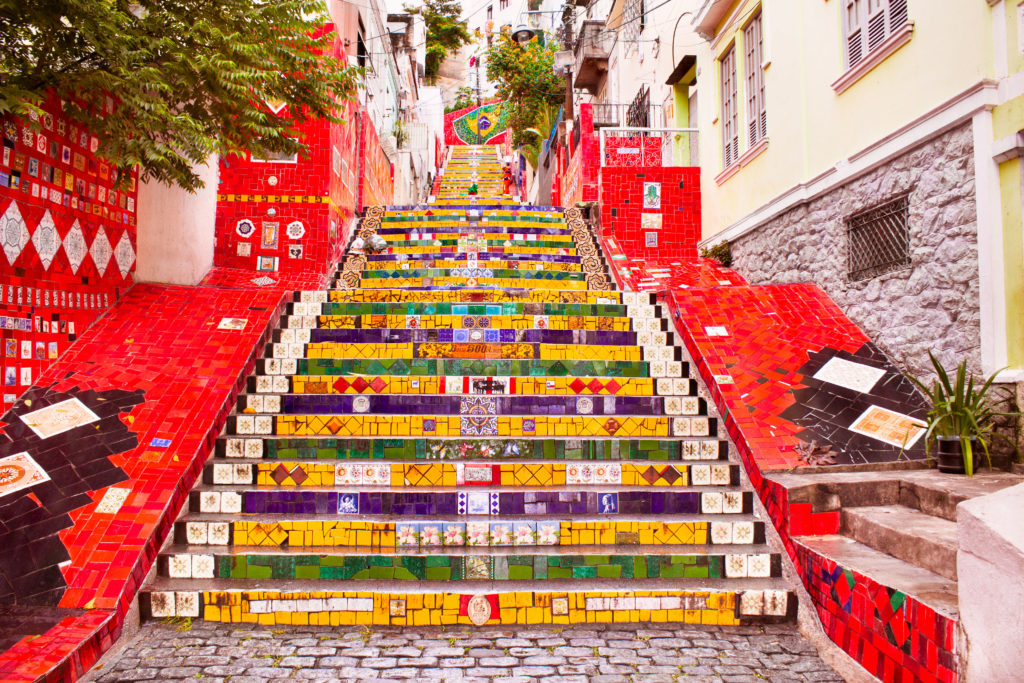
730, 123, 979, 381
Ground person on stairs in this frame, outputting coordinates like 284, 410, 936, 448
502, 164, 513, 196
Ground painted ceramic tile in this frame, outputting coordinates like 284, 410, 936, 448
20, 398, 100, 439
849, 405, 926, 448
0, 452, 50, 498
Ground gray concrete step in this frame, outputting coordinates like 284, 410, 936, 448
796, 534, 958, 618
840, 504, 959, 580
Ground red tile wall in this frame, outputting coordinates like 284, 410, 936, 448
0, 95, 138, 413
358, 113, 394, 211
599, 166, 700, 262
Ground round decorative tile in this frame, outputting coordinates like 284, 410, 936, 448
286, 221, 305, 239
576, 397, 594, 415
353, 396, 370, 413
467, 594, 492, 625
235, 219, 255, 238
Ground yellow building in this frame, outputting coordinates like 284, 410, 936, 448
693, 0, 1024, 383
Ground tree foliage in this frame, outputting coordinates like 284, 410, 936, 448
407, 0, 472, 83
0, 0, 359, 190
445, 86, 476, 113
484, 35, 564, 148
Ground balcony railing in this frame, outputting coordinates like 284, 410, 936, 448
591, 103, 665, 129
598, 127, 700, 168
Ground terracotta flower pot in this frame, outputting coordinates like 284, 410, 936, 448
935, 436, 980, 474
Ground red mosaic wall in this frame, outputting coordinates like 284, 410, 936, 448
661, 283, 953, 683
604, 136, 663, 167
599, 166, 700, 262
0, 95, 138, 414
214, 31, 357, 278
0, 279, 291, 682
358, 114, 394, 211
562, 104, 599, 207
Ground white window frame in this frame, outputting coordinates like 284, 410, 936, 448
744, 11, 766, 148
720, 45, 739, 168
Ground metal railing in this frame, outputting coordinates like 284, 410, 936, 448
598, 127, 700, 167
591, 103, 665, 129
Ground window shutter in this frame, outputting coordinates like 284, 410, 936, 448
867, 8, 886, 51
845, 0, 864, 67
889, 0, 908, 29
721, 46, 738, 167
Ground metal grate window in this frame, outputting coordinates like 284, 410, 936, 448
846, 194, 911, 281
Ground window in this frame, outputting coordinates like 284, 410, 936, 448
744, 12, 766, 146
622, 0, 645, 42
846, 194, 911, 281
500, 0, 508, 9
720, 46, 739, 167
844, 0, 909, 68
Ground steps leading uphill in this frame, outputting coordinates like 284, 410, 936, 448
140, 145, 796, 628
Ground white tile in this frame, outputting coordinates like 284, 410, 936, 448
740, 590, 764, 616
212, 464, 234, 484
192, 554, 215, 578
748, 554, 771, 578
244, 439, 264, 459
176, 592, 200, 618
813, 357, 886, 393
725, 554, 748, 578
234, 464, 253, 485
185, 522, 208, 545
149, 592, 176, 618
168, 554, 192, 578
199, 492, 221, 513
221, 492, 242, 514
701, 492, 723, 514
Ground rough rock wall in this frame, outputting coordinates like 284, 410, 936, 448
731, 123, 979, 381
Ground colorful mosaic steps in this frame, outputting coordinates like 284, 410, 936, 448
219, 437, 719, 461
142, 147, 795, 627
209, 460, 740, 489
178, 518, 765, 549
155, 550, 782, 583
148, 588, 784, 627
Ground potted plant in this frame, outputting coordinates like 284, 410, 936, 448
909, 352, 1019, 475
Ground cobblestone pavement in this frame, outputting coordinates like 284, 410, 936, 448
86, 620, 846, 682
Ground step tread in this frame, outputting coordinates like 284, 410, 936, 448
841, 504, 958, 580
795, 534, 958, 618
144, 576, 789, 593
160, 543, 774, 557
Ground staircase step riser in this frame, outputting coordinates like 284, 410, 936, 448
188, 489, 753, 516
172, 519, 766, 550
254, 359, 670, 379
230, 414, 715, 438
214, 438, 728, 462
154, 552, 784, 582
234, 395, 707, 417
247, 376, 697, 397
140, 588, 795, 624
201, 461, 740, 489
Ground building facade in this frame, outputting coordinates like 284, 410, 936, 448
693, 0, 1024, 383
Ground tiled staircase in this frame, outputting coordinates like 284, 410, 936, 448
140, 145, 795, 628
